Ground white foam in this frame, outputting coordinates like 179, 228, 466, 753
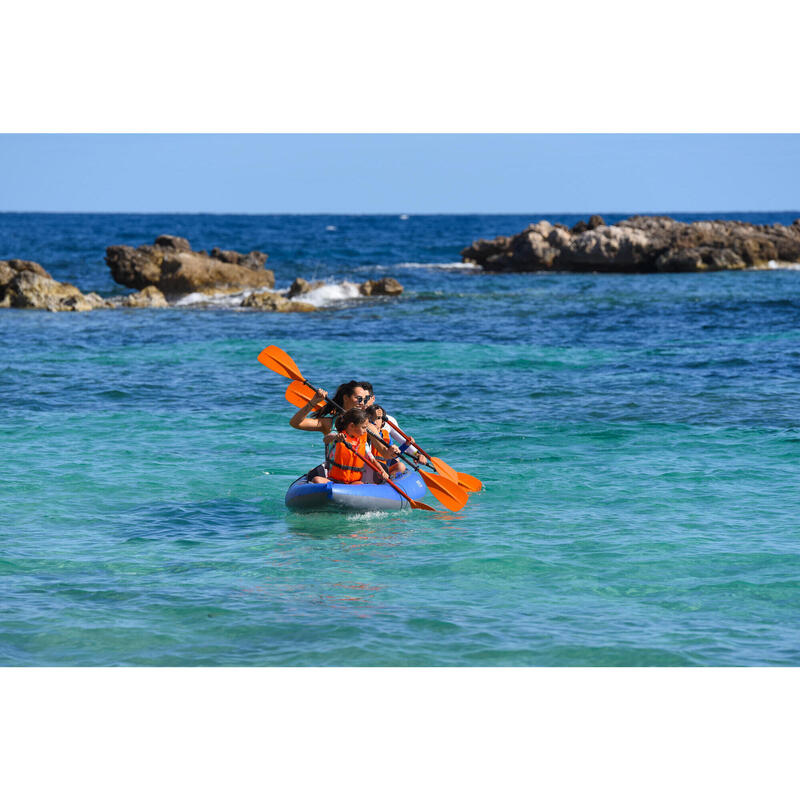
325, 225, 337, 231
765, 260, 800, 270
300, 280, 363, 307
173, 288, 258, 308
399, 214, 410, 220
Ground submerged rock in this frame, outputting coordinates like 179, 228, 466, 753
461, 216, 800, 272
359, 277, 404, 296
287, 277, 326, 298
105, 235, 274, 294
0, 259, 108, 312
241, 290, 316, 312
121, 285, 170, 308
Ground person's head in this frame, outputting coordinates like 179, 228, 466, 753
313, 380, 369, 417
367, 404, 385, 429
358, 381, 375, 407
335, 407, 369, 438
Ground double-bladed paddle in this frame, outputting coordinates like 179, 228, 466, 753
259, 346, 469, 512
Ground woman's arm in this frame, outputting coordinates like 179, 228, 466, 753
289, 388, 332, 432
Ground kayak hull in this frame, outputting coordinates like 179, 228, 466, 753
285, 471, 427, 513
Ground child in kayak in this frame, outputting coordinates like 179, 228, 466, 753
367, 404, 405, 478
315, 408, 392, 485
360, 381, 428, 466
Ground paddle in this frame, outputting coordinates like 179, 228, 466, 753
339, 440, 437, 512
280, 371, 481, 492
394, 452, 469, 510
279, 374, 468, 509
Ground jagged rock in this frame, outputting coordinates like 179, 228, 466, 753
461, 216, 800, 273
105, 236, 273, 294
122, 286, 169, 308
241, 290, 316, 312
359, 277, 404, 296
0, 263, 95, 311
287, 277, 326, 298
154, 235, 192, 252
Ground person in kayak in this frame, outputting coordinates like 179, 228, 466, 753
360, 381, 428, 467
367, 404, 405, 477
315, 408, 392, 485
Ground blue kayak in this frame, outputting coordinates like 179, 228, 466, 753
285, 470, 427, 513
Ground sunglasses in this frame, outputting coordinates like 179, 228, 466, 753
353, 394, 372, 404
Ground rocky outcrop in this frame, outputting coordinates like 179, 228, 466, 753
461, 216, 800, 273
241, 290, 316, 312
105, 236, 274, 294
0, 259, 110, 312
120, 285, 169, 308
359, 277, 404, 296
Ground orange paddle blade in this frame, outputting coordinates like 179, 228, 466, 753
430, 456, 458, 483
257, 345, 304, 382
419, 471, 469, 512
457, 472, 482, 492
410, 499, 437, 512
285, 381, 325, 411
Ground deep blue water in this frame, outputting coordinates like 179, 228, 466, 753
2, 212, 800, 666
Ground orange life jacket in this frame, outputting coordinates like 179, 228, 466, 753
327, 432, 369, 483
372, 427, 392, 467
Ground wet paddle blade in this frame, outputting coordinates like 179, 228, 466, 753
410, 499, 437, 512
285, 381, 324, 411
257, 345, 304, 382
420, 471, 469, 512
457, 472, 482, 492
430, 456, 459, 483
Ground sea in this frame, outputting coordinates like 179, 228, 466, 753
2, 211, 800, 667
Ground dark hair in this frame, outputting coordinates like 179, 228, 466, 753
335, 407, 368, 432
367, 404, 385, 423
359, 381, 374, 395
312, 380, 359, 418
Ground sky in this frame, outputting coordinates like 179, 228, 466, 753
0, 134, 798, 214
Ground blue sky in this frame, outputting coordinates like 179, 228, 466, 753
0, 134, 798, 214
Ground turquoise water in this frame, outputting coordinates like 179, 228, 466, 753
2, 213, 800, 666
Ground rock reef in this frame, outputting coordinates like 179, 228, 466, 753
1, 235, 404, 312
461, 216, 800, 273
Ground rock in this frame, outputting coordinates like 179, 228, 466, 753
105, 237, 274, 294
1, 267, 95, 311
122, 286, 169, 308
359, 277, 404, 296
461, 215, 800, 272
154, 235, 192, 252
287, 277, 326, 298
241, 290, 316, 312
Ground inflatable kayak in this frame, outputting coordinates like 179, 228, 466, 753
285, 470, 427, 513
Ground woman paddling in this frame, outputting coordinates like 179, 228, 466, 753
360, 381, 428, 467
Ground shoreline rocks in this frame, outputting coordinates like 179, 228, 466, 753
1, 236, 405, 312
461, 215, 800, 273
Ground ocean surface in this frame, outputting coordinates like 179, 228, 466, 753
2, 211, 800, 667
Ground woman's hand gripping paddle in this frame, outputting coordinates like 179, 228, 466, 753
339, 441, 437, 513
284, 379, 469, 510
